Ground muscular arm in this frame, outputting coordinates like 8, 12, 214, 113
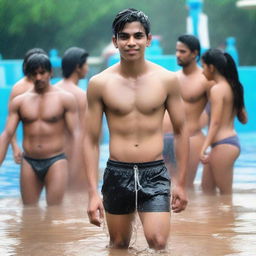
0, 99, 20, 165
84, 76, 104, 226
9, 80, 29, 164
63, 94, 82, 170
166, 74, 189, 212
78, 92, 87, 132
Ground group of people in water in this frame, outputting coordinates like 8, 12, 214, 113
0, 8, 247, 251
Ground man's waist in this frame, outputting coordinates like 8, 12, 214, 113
107, 159, 165, 169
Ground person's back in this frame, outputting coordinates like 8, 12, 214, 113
55, 47, 88, 114
55, 47, 88, 191
200, 48, 247, 194
10, 77, 33, 100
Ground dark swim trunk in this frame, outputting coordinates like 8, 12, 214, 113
163, 133, 176, 166
101, 159, 171, 215
23, 153, 66, 182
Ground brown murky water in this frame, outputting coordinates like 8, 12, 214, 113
0, 188, 256, 256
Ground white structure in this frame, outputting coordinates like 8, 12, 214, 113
236, 0, 256, 9
186, 0, 210, 50
187, 12, 210, 49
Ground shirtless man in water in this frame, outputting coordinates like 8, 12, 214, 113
84, 8, 189, 250
163, 34, 213, 188
0, 53, 80, 205
55, 47, 89, 191
9, 48, 47, 164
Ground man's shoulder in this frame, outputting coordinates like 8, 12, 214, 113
55, 80, 86, 96
89, 65, 117, 87
147, 61, 175, 76
93, 65, 116, 78
51, 86, 74, 99
10, 77, 33, 99
9, 89, 31, 108
148, 61, 177, 80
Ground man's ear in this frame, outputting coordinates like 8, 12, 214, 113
146, 34, 152, 47
192, 50, 198, 60
209, 64, 215, 73
112, 36, 118, 48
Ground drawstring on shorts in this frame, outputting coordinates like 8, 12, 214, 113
133, 165, 143, 211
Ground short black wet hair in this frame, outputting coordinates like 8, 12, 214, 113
178, 34, 201, 58
25, 53, 52, 76
23, 48, 47, 75
61, 47, 89, 78
112, 8, 151, 38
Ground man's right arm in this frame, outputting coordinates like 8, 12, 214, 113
84, 75, 104, 226
0, 99, 20, 165
165, 73, 189, 212
9, 83, 24, 164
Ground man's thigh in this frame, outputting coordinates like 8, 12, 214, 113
105, 212, 135, 246
20, 159, 43, 204
139, 211, 170, 241
45, 159, 68, 204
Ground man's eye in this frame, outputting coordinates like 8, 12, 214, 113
118, 34, 128, 40
135, 34, 144, 39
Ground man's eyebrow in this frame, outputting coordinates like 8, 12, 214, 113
118, 31, 145, 36
118, 32, 129, 36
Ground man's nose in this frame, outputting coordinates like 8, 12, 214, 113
127, 36, 136, 46
35, 74, 42, 80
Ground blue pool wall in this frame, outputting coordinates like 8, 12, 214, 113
0, 55, 255, 140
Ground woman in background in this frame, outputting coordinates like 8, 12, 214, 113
200, 48, 247, 194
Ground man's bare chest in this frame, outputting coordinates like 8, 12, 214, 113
19, 98, 64, 124
103, 83, 166, 115
180, 80, 206, 103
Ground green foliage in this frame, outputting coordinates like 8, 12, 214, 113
0, 0, 256, 65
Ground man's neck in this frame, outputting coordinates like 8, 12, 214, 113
64, 75, 79, 86
119, 58, 148, 78
34, 84, 51, 94
182, 61, 199, 75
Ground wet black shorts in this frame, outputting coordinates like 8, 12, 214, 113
101, 159, 171, 215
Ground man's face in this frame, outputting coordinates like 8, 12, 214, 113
29, 67, 51, 91
176, 41, 197, 67
113, 21, 151, 61
77, 62, 88, 79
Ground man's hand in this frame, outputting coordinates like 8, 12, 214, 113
171, 185, 188, 213
87, 193, 104, 227
12, 145, 23, 164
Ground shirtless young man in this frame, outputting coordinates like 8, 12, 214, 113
55, 47, 89, 191
9, 48, 47, 164
84, 9, 189, 250
0, 53, 80, 205
163, 34, 213, 188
